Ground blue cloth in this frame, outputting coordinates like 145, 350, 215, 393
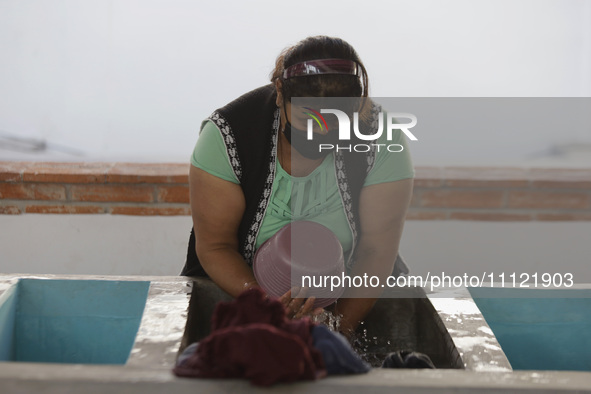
311, 325, 371, 375
177, 342, 199, 367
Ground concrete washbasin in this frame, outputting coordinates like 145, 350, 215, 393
0, 278, 150, 364
178, 278, 463, 369
5, 274, 589, 393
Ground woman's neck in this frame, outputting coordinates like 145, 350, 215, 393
278, 116, 325, 177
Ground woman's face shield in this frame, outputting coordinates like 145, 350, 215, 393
282, 97, 369, 160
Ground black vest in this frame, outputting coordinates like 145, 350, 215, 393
181, 84, 377, 277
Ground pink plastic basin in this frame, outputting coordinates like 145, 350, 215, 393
253, 221, 345, 309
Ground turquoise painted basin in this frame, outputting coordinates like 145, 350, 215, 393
470, 287, 591, 371
0, 279, 150, 364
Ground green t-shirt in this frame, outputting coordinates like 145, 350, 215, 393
191, 119, 414, 257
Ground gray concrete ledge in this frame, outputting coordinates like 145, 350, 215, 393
1, 274, 591, 393
0, 363, 590, 394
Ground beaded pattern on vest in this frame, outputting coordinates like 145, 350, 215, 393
241, 108, 280, 265
336, 101, 381, 269
334, 149, 356, 270
209, 111, 243, 181
366, 102, 382, 174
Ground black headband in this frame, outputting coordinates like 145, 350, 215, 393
282, 58, 361, 80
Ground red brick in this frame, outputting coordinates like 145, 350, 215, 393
107, 163, 189, 184
420, 190, 505, 208
0, 205, 22, 214
0, 172, 22, 182
0, 183, 30, 199
0, 183, 66, 200
535, 213, 591, 221
25, 205, 105, 214
507, 191, 590, 210
70, 185, 154, 203
0, 161, 33, 182
405, 210, 447, 220
449, 211, 532, 221
22, 162, 111, 183
111, 206, 191, 216
414, 167, 442, 188
157, 185, 190, 203
530, 168, 591, 189
443, 167, 529, 188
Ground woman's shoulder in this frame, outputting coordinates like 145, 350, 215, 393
191, 120, 241, 184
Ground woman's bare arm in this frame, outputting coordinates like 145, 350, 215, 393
190, 165, 259, 297
334, 178, 414, 336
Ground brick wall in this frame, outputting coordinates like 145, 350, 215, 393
1, 162, 590, 220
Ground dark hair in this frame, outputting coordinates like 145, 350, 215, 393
270, 36, 369, 101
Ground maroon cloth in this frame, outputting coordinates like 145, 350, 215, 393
173, 288, 326, 386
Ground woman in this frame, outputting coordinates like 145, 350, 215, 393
181, 36, 414, 337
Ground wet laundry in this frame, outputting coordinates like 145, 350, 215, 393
381, 350, 436, 369
311, 324, 371, 375
173, 287, 326, 386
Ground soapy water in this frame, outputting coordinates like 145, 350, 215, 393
312, 309, 342, 332
312, 310, 394, 367
352, 321, 395, 367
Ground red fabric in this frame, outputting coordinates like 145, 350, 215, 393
173, 288, 326, 386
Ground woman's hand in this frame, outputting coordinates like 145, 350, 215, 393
279, 287, 323, 319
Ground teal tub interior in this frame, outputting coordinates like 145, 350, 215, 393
469, 287, 591, 372
0, 279, 150, 364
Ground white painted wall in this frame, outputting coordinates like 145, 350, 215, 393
401, 220, 591, 284
1, 0, 590, 163
2, 215, 590, 284
0, 215, 192, 276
